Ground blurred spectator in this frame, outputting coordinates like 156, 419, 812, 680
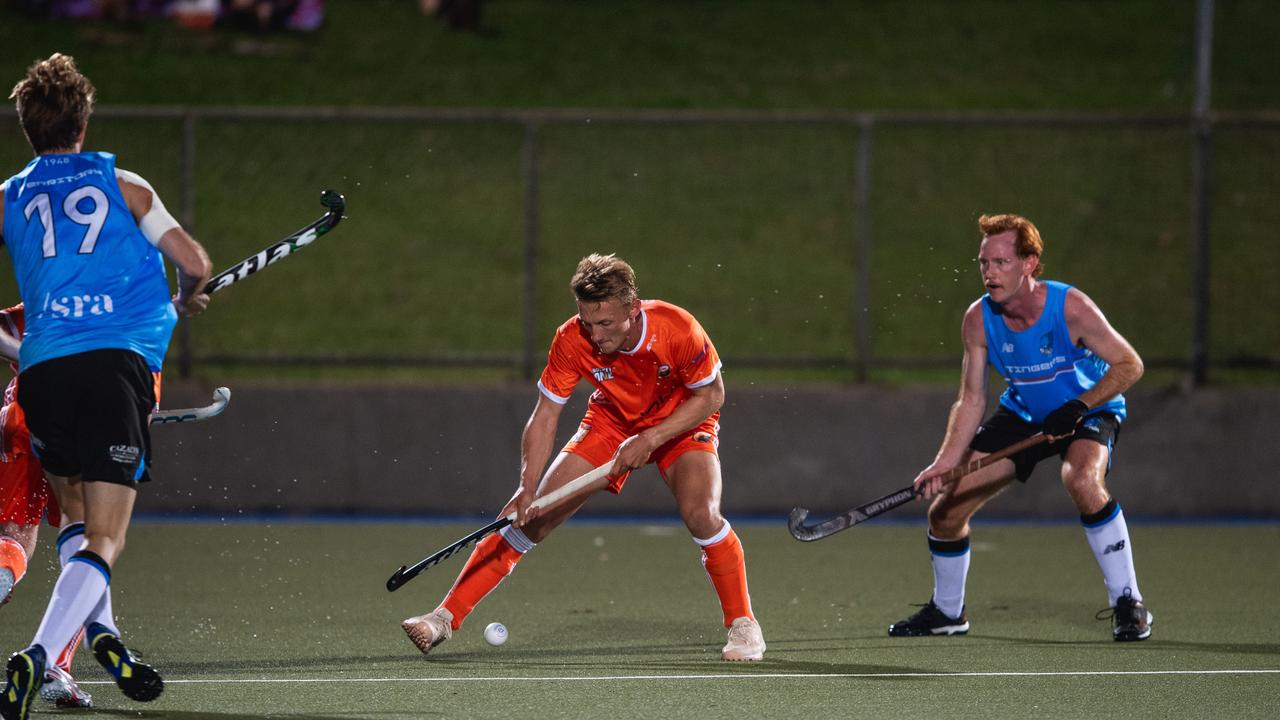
223, 0, 323, 32
170, 0, 218, 29
14, 0, 324, 31
420, 0, 482, 32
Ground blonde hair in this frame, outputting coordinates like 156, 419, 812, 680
10, 53, 96, 154
978, 213, 1044, 277
570, 253, 638, 305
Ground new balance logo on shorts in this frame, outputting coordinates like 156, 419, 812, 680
1104, 539, 1126, 555
108, 444, 141, 465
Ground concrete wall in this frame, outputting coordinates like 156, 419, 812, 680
140, 381, 1280, 519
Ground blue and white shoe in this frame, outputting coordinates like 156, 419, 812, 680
0, 645, 46, 720
87, 624, 163, 702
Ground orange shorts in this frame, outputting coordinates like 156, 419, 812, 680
562, 410, 720, 493
0, 452, 58, 527
0, 395, 58, 527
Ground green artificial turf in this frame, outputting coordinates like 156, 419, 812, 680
2, 521, 1276, 718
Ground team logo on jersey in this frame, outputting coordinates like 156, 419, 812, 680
43, 293, 115, 320
1039, 332, 1054, 356
689, 341, 710, 366
591, 367, 614, 382
108, 444, 141, 465
657, 364, 671, 378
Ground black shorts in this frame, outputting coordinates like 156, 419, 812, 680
970, 406, 1121, 483
18, 349, 156, 486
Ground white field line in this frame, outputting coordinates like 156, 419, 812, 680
74, 668, 1280, 685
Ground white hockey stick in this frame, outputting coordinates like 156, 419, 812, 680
150, 387, 231, 425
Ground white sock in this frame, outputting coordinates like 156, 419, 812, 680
31, 552, 110, 656
1082, 499, 1141, 605
928, 532, 971, 619
55, 523, 86, 566
56, 523, 117, 636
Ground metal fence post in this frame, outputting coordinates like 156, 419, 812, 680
853, 116, 874, 383
521, 121, 541, 381
1190, 0, 1215, 386
178, 110, 197, 379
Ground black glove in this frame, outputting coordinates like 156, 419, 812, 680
1043, 399, 1088, 438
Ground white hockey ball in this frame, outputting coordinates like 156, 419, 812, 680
483, 622, 508, 646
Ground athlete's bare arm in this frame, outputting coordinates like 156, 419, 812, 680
914, 300, 990, 498
1063, 288, 1144, 409
117, 172, 212, 316
511, 393, 566, 526
612, 372, 725, 476
0, 324, 18, 363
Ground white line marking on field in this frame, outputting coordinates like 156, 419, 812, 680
74, 668, 1280, 685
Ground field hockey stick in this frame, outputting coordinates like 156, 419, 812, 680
204, 190, 345, 295
150, 386, 231, 425
788, 432, 1049, 542
386, 461, 614, 592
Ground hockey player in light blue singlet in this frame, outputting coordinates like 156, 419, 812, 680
889, 213, 1153, 645
2, 151, 176, 372
0, 54, 212, 720
981, 279, 1126, 426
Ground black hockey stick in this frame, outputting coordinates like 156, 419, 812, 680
150, 387, 231, 425
205, 190, 345, 295
788, 433, 1049, 542
386, 461, 613, 592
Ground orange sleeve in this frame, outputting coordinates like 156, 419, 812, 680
536, 324, 583, 404
672, 312, 722, 389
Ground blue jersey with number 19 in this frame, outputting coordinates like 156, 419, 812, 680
1, 152, 176, 371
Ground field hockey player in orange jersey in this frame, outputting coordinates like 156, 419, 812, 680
402, 253, 765, 661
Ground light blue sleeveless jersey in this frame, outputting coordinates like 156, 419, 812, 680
981, 280, 1125, 425
2, 152, 176, 371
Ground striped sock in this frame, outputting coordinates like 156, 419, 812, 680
696, 522, 754, 627
929, 532, 971, 619
1081, 498, 1142, 606
439, 528, 531, 630
57, 523, 117, 632
53, 523, 101, 669
31, 551, 111, 657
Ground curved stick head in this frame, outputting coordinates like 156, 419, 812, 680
320, 189, 346, 214
787, 507, 811, 535
386, 565, 409, 592
212, 386, 231, 407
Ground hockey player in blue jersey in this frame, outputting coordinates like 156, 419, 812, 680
0, 54, 212, 720
889, 213, 1152, 643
